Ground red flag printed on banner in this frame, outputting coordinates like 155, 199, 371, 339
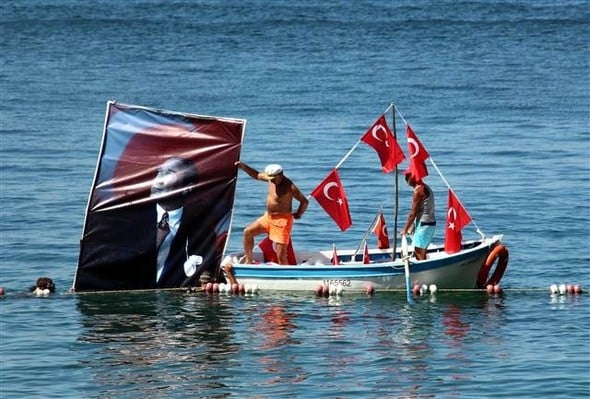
372, 212, 390, 249
311, 169, 352, 231
361, 115, 406, 173
444, 189, 472, 253
258, 237, 297, 265
405, 124, 429, 181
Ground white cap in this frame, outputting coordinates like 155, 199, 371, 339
264, 164, 283, 176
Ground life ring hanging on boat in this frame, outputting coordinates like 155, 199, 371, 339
477, 244, 509, 288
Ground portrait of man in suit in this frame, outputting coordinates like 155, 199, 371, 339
74, 102, 244, 292
76, 156, 226, 291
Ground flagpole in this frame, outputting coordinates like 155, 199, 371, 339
334, 140, 361, 169
353, 212, 379, 258
391, 103, 399, 261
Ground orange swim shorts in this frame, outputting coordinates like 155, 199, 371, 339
257, 213, 294, 244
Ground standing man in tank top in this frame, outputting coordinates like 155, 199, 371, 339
400, 169, 436, 260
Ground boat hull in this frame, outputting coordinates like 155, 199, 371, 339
228, 235, 503, 292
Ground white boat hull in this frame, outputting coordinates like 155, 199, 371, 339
227, 235, 503, 293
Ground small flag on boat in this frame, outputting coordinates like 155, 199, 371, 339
363, 241, 370, 264
331, 243, 340, 265
405, 124, 429, 181
372, 212, 390, 249
444, 189, 472, 254
258, 237, 297, 265
361, 114, 405, 173
311, 168, 352, 231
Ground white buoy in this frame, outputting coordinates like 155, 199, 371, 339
244, 283, 251, 294
251, 284, 259, 294
335, 286, 343, 295
420, 284, 428, 296
558, 284, 567, 295
218, 283, 226, 293
429, 284, 438, 294
549, 284, 558, 294
329, 285, 337, 296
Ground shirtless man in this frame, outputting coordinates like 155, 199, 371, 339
235, 161, 309, 265
400, 170, 436, 260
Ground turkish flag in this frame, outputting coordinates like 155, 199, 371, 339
372, 212, 390, 249
362, 241, 370, 264
311, 169, 352, 231
361, 115, 406, 173
332, 243, 340, 265
258, 237, 297, 265
405, 124, 429, 181
444, 190, 472, 253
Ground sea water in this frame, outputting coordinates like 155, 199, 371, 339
1, 1, 589, 398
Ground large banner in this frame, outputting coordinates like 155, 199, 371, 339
74, 101, 245, 291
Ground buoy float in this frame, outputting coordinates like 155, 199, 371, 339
412, 284, 420, 295
365, 284, 374, 296
550, 283, 584, 295
477, 244, 509, 288
420, 284, 428, 296
314, 285, 323, 296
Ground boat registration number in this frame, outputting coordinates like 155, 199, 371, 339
323, 279, 352, 287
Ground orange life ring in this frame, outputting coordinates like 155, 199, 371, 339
477, 244, 509, 288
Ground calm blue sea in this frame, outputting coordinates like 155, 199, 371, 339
1, 0, 589, 397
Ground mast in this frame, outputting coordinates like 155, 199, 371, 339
391, 103, 399, 260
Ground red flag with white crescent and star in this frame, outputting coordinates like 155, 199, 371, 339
310, 168, 352, 231
444, 189, 472, 253
361, 115, 406, 173
372, 212, 390, 249
405, 124, 430, 181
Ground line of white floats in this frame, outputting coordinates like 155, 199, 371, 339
549, 283, 583, 295
200, 282, 585, 297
